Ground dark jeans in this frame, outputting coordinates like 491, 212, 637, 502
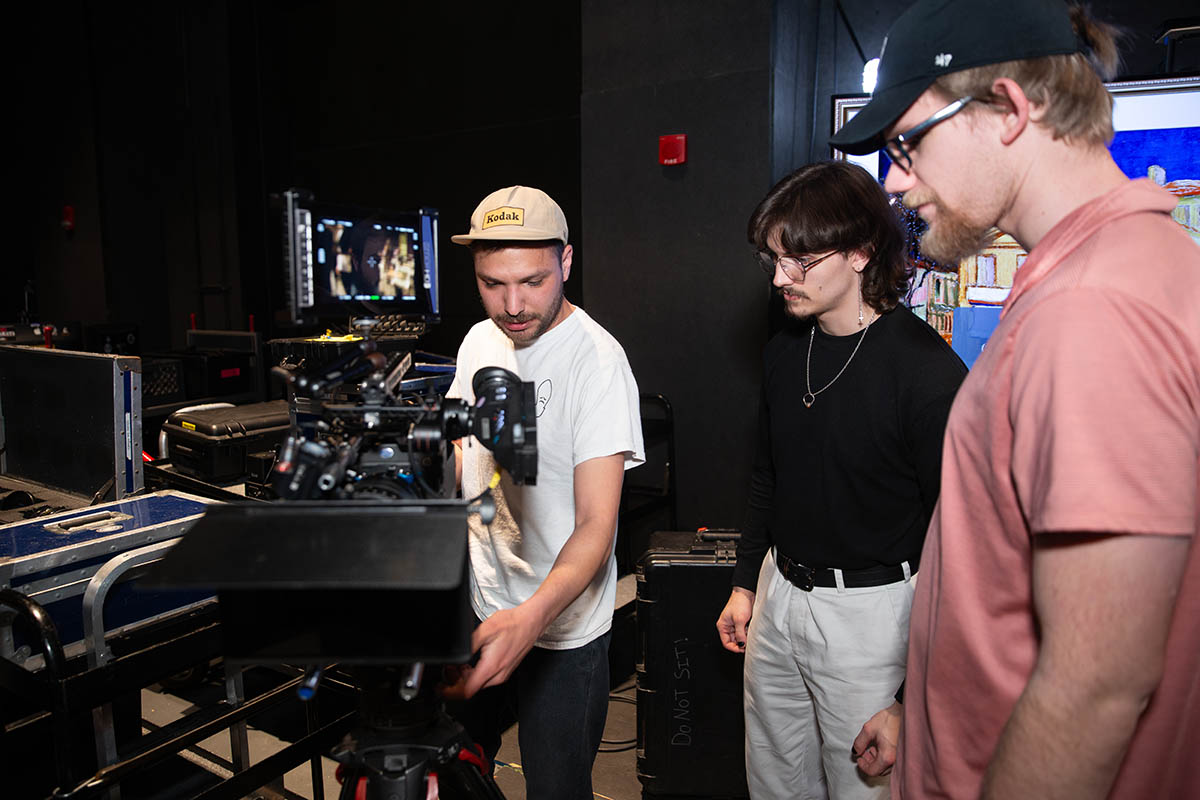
453, 629, 611, 800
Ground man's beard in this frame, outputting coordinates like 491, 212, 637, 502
778, 288, 815, 321
908, 192, 992, 265
493, 290, 564, 345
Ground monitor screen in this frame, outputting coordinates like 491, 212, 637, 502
283, 192, 439, 325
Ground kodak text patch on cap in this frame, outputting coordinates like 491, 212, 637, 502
482, 206, 524, 229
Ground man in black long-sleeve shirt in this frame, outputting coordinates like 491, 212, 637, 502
716, 161, 965, 799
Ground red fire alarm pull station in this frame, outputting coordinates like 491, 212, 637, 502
659, 134, 687, 165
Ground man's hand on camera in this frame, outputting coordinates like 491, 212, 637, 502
442, 605, 543, 700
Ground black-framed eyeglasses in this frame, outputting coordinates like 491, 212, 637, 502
755, 250, 839, 282
884, 95, 975, 172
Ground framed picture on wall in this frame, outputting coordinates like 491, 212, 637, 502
831, 75, 1200, 365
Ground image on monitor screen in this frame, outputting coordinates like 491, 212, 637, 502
282, 191, 440, 326
315, 218, 419, 302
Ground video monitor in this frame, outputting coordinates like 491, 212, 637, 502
282, 190, 440, 326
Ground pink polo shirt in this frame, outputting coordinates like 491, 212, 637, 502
896, 179, 1200, 799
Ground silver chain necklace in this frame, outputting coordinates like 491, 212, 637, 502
802, 313, 876, 408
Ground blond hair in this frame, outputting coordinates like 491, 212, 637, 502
932, 5, 1124, 147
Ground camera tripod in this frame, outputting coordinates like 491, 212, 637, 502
321, 665, 506, 800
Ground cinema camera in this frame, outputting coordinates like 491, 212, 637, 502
152, 340, 539, 800
271, 337, 537, 501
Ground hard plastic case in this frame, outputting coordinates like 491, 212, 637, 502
637, 530, 749, 799
162, 399, 290, 481
0, 345, 143, 500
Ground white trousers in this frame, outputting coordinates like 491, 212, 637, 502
743, 550, 915, 800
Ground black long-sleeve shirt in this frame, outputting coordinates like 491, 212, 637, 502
732, 306, 967, 591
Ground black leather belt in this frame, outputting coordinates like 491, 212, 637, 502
775, 550, 917, 591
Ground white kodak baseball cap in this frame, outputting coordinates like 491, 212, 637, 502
451, 185, 568, 245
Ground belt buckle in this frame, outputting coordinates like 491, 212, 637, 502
783, 557, 815, 592
797, 564, 815, 591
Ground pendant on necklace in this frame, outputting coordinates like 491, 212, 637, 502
802, 392, 816, 409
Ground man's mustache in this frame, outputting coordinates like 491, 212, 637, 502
902, 191, 937, 210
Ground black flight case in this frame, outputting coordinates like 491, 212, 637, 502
637, 530, 749, 799
161, 400, 291, 482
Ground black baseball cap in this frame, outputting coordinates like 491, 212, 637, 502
829, 0, 1083, 155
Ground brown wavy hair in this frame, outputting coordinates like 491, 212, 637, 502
932, 5, 1125, 147
748, 160, 909, 312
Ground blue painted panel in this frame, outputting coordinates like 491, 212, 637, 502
951, 306, 1003, 370
1109, 127, 1200, 181
26, 583, 213, 650
0, 493, 208, 560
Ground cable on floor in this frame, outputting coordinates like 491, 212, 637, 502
599, 691, 637, 751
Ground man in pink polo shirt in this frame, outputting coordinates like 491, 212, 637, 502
831, 1, 1199, 798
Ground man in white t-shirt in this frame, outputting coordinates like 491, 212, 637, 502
443, 185, 644, 799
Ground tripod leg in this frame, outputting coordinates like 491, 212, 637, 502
335, 765, 366, 800
433, 750, 507, 800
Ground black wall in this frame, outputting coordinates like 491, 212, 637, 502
580, 0, 773, 529
30, 3, 245, 350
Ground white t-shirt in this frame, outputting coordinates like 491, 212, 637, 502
447, 307, 644, 649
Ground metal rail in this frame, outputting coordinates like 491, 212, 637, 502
52, 674, 315, 799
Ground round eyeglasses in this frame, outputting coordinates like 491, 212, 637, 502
755, 250, 839, 282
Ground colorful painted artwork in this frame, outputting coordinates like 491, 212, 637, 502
1111, 126, 1200, 245
907, 267, 958, 344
